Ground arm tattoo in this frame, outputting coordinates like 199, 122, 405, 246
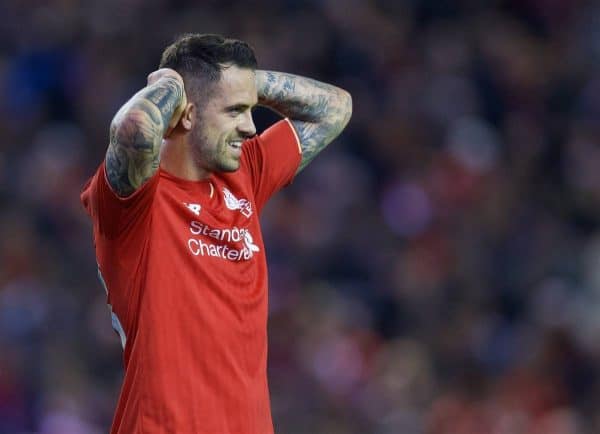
256, 71, 352, 173
106, 77, 184, 197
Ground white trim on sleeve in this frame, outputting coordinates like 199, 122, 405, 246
284, 118, 303, 155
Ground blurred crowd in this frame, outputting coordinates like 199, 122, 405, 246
2, 0, 600, 433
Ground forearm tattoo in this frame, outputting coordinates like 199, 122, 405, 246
106, 77, 184, 197
256, 71, 352, 173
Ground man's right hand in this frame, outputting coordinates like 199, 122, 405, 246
147, 68, 188, 137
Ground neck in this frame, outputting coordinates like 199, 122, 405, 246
160, 136, 210, 181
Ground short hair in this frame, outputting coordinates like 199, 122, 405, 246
159, 33, 257, 103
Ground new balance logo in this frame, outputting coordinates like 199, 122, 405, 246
223, 188, 253, 218
184, 203, 202, 216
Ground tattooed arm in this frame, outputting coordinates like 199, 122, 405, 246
255, 70, 352, 173
106, 68, 186, 197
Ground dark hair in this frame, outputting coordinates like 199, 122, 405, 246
159, 33, 257, 102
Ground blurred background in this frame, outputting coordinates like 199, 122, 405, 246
3, 0, 600, 433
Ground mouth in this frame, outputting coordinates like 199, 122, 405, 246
228, 140, 243, 155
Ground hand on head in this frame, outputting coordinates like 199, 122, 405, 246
147, 68, 188, 137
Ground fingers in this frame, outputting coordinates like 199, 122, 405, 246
166, 88, 188, 136
147, 68, 184, 86
146, 68, 189, 138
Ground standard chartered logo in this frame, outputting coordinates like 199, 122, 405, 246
187, 220, 260, 261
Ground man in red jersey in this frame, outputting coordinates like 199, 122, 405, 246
80, 34, 352, 434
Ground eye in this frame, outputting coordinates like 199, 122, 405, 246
228, 106, 245, 116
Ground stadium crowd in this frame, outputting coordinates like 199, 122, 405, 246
2, 0, 600, 432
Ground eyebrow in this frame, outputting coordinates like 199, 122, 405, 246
225, 104, 250, 110
225, 103, 257, 111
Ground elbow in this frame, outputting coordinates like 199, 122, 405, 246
343, 90, 353, 124
110, 106, 157, 146
110, 113, 138, 146
111, 106, 152, 131
337, 89, 353, 128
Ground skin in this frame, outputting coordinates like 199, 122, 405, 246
255, 70, 352, 173
184, 66, 258, 176
106, 69, 186, 197
105, 63, 352, 197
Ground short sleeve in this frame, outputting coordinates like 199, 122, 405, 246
242, 119, 302, 211
80, 161, 159, 239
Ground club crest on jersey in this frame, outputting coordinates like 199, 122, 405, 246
184, 202, 202, 216
223, 187, 253, 218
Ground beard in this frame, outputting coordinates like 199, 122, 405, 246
190, 123, 241, 173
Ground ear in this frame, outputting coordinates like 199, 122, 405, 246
180, 103, 195, 131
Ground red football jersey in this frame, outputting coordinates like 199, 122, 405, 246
81, 119, 301, 434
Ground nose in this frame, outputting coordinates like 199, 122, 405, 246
238, 111, 256, 138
